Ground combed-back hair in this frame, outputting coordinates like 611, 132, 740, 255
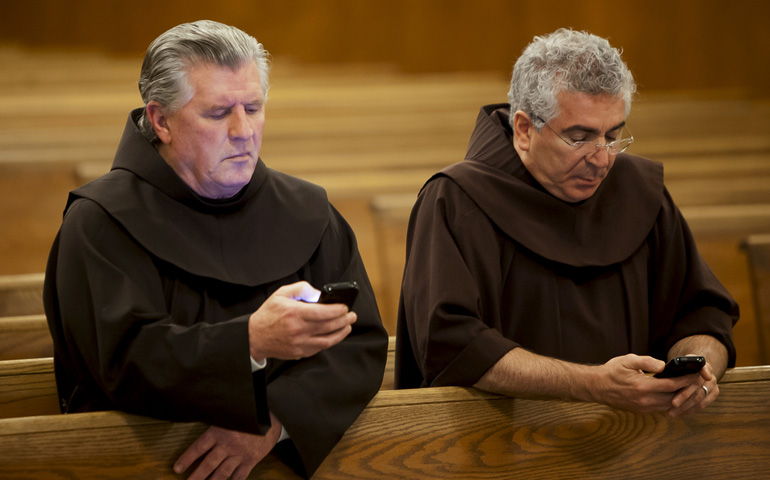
137, 20, 271, 142
507, 28, 636, 130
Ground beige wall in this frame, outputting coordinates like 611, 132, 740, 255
2, 0, 768, 96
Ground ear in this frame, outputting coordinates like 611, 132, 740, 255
512, 110, 534, 152
145, 101, 172, 144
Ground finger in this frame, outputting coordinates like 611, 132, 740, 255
208, 456, 240, 480
623, 354, 666, 374
308, 312, 357, 335
306, 312, 357, 339
635, 392, 679, 413
301, 324, 354, 355
698, 363, 715, 382
705, 382, 719, 404
671, 383, 700, 408
668, 391, 701, 417
174, 431, 215, 474
277, 281, 320, 303
187, 448, 229, 480
299, 302, 352, 322
670, 381, 716, 417
318, 322, 354, 344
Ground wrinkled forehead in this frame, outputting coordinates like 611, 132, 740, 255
552, 90, 627, 129
183, 61, 265, 103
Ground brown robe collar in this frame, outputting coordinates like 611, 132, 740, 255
435, 104, 665, 267
66, 109, 330, 285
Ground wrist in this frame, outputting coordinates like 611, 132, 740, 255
569, 363, 599, 403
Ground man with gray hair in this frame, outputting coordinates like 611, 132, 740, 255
44, 20, 387, 479
396, 29, 738, 417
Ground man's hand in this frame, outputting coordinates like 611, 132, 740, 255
663, 355, 719, 418
661, 335, 728, 417
589, 354, 699, 414
248, 281, 356, 362
173, 413, 283, 480
591, 353, 718, 417
475, 349, 715, 417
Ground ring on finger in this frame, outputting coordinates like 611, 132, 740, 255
701, 385, 709, 397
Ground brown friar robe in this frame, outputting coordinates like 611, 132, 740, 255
44, 109, 388, 478
395, 104, 738, 389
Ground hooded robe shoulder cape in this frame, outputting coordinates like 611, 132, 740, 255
44, 109, 388, 477
395, 104, 738, 389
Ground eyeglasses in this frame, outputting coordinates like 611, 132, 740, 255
535, 116, 634, 157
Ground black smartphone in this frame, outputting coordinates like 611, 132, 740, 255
654, 356, 706, 378
317, 281, 359, 309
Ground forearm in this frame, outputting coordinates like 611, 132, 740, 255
668, 334, 729, 379
473, 347, 681, 414
473, 347, 596, 402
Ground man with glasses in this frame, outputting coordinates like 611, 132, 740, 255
395, 28, 738, 417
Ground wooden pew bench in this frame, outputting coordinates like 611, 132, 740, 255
0, 366, 767, 479
2, 56, 769, 178
0, 357, 58, 419
742, 233, 770, 364
0, 314, 53, 360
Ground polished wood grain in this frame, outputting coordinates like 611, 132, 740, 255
313, 373, 770, 479
0, 357, 58, 419
0, 314, 52, 360
2, 1, 769, 97
0, 366, 767, 479
0, 411, 298, 480
743, 234, 770, 364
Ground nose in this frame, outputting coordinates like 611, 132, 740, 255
585, 145, 610, 168
228, 107, 254, 140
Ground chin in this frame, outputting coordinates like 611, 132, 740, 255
212, 173, 252, 194
564, 189, 598, 203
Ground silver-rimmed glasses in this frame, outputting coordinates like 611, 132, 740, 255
535, 116, 634, 157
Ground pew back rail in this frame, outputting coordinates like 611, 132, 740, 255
0, 366, 768, 479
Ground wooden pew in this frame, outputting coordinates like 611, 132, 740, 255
0, 410, 297, 479
0, 336, 395, 419
0, 272, 45, 316
315, 367, 770, 479
0, 314, 53, 360
2, 47, 769, 177
742, 234, 770, 364
0, 357, 59, 419
0, 366, 767, 479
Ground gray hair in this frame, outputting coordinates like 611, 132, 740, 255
508, 28, 636, 130
137, 20, 271, 142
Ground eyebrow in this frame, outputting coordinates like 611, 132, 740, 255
561, 120, 627, 136
204, 99, 264, 113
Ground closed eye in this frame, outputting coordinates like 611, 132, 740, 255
244, 102, 263, 115
208, 109, 230, 120
606, 129, 622, 142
